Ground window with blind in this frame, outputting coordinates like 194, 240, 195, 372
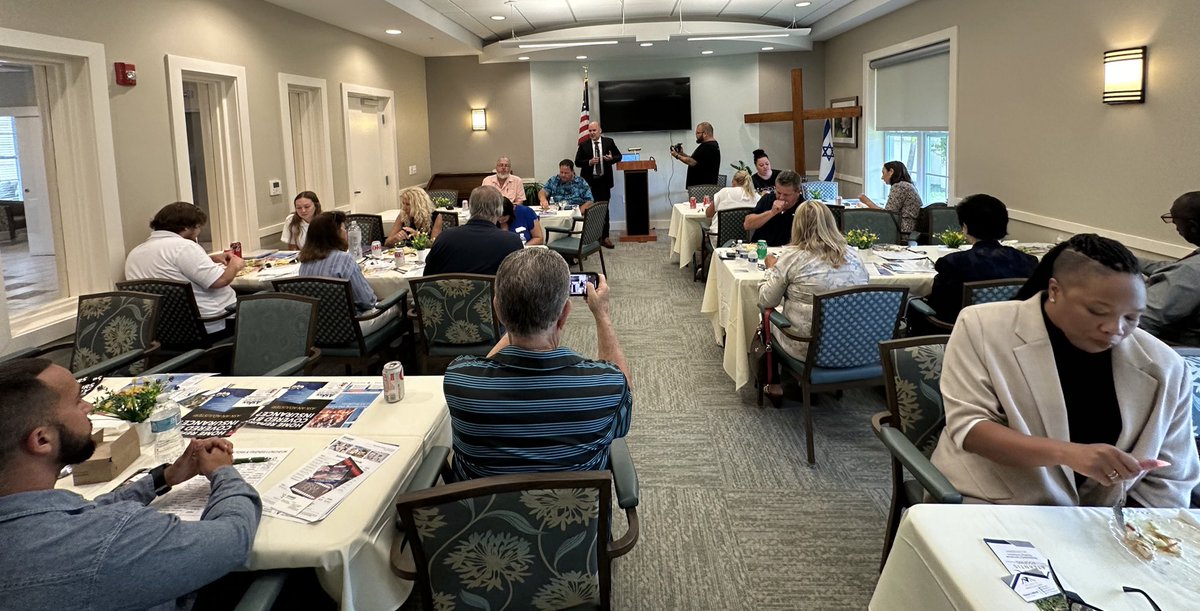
866, 42, 951, 205
0, 116, 21, 201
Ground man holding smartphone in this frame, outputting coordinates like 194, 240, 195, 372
671, 121, 721, 187
443, 249, 632, 481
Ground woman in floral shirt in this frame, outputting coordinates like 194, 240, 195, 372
858, 160, 923, 235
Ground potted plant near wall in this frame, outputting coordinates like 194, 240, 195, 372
433, 197, 454, 210
410, 231, 432, 263
92, 379, 166, 444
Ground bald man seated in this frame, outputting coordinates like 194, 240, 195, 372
1141, 191, 1200, 346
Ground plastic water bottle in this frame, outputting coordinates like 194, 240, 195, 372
514, 226, 528, 246
150, 395, 184, 462
347, 223, 363, 259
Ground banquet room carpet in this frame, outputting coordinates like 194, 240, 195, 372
401, 237, 893, 610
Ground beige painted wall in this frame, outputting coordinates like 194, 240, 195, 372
756, 46, 826, 176
823, 0, 1199, 255
1, 0, 432, 254
425, 56, 534, 177
0, 70, 35, 107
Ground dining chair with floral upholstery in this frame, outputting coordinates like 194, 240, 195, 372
115, 278, 234, 359
768, 285, 908, 464
5, 291, 162, 377
408, 274, 498, 374
871, 335, 962, 570
392, 439, 640, 611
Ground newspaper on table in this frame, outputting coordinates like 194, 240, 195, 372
151, 448, 291, 521
179, 386, 286, 438
243, 381, 332, 431
306, 382, 382, 429
260, 434, 398, 523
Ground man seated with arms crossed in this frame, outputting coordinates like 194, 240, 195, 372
743, 169, 803, 247
424, 185, 523, 276
125, 201, 244, 336
1142, 191, 1200, 346
538, 159, 594, 211
481, 156, 525, 205
0, 359, 261, 609
443, 248, 632, 480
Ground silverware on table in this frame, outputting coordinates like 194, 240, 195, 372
1112, 480, 1128, 531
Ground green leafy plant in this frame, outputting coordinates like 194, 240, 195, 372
523, 182, 543, 203
808, 188, 823, 200
409, 231, 431, 250
433, 197, 454, 209
845, 229, 879, 249
93, 379, 166, 423
936, 230, 967, 248
730, 160, 750, 173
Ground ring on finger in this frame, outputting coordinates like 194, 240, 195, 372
1108, 470, 1120, 480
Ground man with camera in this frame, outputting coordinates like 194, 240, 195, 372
670, 121, 721, 187
442, 248, 632, 481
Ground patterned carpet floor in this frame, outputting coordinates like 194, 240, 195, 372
552, 238, 892, 610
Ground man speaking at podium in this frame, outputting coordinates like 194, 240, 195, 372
575, 121, 622, 249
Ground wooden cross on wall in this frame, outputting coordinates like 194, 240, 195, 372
744, 68, 862, 178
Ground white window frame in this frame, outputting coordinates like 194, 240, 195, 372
275, 73, 334, 238
0, 27, 126, 354
862, 27, 958, 204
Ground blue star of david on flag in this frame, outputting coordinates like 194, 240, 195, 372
819, 119, 837, 181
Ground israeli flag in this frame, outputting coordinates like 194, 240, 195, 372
819, 119, 836, 181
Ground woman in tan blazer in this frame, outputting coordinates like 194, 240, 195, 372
931, 234, 1199, 507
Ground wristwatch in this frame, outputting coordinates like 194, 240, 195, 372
148, 463, 173, 496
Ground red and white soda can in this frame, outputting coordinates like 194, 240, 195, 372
383, 361, 405, 403
689, 196, 697, 209
703, 195, 712, 207
230, 242, 243, 258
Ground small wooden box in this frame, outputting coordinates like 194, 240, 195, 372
73, 427, 141, 485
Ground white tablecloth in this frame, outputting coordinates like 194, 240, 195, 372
380, 207, 579, 245
699, 245, 947, 391
872, 504, 1200, 611
64, 375, 452, 610
667, 203, 711, 268
232, 254, 424, 298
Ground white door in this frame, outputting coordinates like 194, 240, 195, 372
347, 96, 385, 211
14, 116, 53, 256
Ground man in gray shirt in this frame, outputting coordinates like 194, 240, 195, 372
0, 358, 262, 610
1142, 191, 1200, 346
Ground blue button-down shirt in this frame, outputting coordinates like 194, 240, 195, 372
541, 175, 593, 206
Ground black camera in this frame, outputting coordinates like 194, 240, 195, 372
671, 143, 683, 153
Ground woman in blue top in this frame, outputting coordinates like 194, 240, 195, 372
299, 211, 398, 332
497, 197, 543, 245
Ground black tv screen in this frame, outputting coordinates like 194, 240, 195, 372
597, 78, 692, 133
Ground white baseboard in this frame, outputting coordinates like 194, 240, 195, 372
258, 222, 283, 238
1008, 208, 1191, 259
835, 172, 863, 184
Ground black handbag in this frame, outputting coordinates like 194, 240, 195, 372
748, 308, 776, 390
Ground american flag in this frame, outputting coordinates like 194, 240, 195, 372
578, 78, 590, 144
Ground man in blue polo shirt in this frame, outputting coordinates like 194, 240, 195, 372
443, 248, 632, 480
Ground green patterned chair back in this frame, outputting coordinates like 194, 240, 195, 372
880, 336, 950, 457
1173, 349, 1200, 455
843, 208, 901, 244
809, 286, 907, 369
802, 180, 839, 201
962, 278, 1024, 308
824, 203, 845, 231
434, 209, 460, 229
410, 274, 498, 355
396, 472, 614, 611
927, 205, 959, 240
73, 291, 161, 375
115, 279, 207, 350
346, 214, 385, 252
231, 294, 319, 376
272, 277, 364, 348
427, 189, 459, 207
579, 202, 609, 247
715, 208, 751, 246
686, 184, 721, 203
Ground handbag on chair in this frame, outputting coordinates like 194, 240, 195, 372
749, 308, 782, 406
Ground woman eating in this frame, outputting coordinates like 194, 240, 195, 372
706, 170, 757, 235
385, 186, 443, 247
750, 149, 779, 194
283, 191, 321, 249
299, 211, 397, 331
757, 200, 869, 393
497, 197, 543, 245
857, 160, 923, 234
931, 234, 1200, 507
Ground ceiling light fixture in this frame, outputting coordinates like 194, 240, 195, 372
517, 40, 620, 49
796, 2, 812, 6
640, 42, 653, 47
701, 50, 714, 55
517, 56, 530, 60
761, 47, 775, 51
491, 15, 505, 21
576, 55, 588, 59
385, 29, 402, 35
686, 33, 790, 41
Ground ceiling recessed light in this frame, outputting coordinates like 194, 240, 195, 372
576, 55, 588, 59
796, 2, 812, 6
491, 15, 505, 20
701, 50, 714, 55
640, 42, 653, 47
761, 46, 775, 51
518, 56, 530, 60
385, 29, 402, 35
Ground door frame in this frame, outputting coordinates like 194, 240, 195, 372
278, 73, 334, 220
166, 54, 260, 250
340, 82, 397, 211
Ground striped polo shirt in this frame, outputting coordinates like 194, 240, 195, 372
444, 346, 632, 481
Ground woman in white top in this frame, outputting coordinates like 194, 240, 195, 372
706, 170, 758, 235
283, 191, 321, 249
385, 186, 444, 247
758, 199, 869, 364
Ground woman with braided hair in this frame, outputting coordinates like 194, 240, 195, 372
931, 233, 1199, 507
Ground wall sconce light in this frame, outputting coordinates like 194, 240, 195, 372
1103, 46, 1146, 104
471, 108, 487, 131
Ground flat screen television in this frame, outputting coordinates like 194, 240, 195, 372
597, 78, 691, 133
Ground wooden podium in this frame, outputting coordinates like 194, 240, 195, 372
615, 159, 657, 242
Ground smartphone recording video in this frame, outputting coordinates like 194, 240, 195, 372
569, 272, 599, 297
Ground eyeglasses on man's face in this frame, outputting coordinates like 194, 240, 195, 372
1160, 212, 1193, 224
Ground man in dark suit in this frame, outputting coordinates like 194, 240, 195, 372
574, 121, 622, 249
424, 186, 523, 276
909, 194, 1038, 333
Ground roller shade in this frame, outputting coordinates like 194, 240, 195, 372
872, 42, 949, 131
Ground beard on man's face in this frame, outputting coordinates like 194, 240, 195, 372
55, 422, 96, 466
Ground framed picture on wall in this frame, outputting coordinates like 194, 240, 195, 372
830, 96, 858, 148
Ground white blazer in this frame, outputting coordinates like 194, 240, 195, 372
930, 294, 1199, 507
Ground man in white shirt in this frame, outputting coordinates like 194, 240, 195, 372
124, 202, 244, 334
481, 156, 526, 204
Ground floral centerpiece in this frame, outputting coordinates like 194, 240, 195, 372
410, 231, 432, 262
936, 230, 967, 249
433, 196, 454, 209
93, 378, 165, 443
845, 229, 878, 249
